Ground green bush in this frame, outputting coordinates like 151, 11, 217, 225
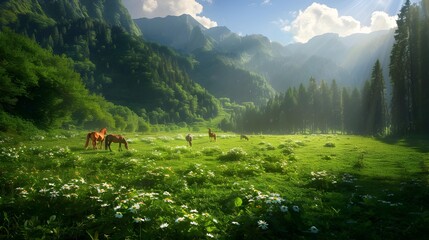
218, 147, 248, 161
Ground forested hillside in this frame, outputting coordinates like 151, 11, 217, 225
0, 0, 220, 127
0, 30, 147, 132
0, 0, 141, 36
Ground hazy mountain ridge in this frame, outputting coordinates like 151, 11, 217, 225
135, 15, 277, 104
135, 14, 395, 91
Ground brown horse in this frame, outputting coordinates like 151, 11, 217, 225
105, 134, 128, 151
240, 134, 249, 140
85, 128, 107, 150
208, 128, 217, 142
185, 133, 193, 147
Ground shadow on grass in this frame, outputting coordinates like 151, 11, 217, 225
376, 134, 429, 153
308, 171, 429, 239
70, 146, 111, 155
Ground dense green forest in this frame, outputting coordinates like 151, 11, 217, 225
221, 0, 429, 136
390, 0, 429, 134
0, 29, 150, 133
0, 0, 220, 131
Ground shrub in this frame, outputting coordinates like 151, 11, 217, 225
218, 148, 248, 161
309, 170, 337, 190
221, 161, 263, 177
201, 147, 222, 156
353, 153, 365, 169
183, 164, 216, 185
324, 142, 336, 147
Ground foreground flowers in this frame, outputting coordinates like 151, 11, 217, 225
257, 220, 269, 230
309, 226, 319, 233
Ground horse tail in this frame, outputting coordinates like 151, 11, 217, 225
105, 135, 109, 150
84, 133, 91, 148
214, 133, 217, 141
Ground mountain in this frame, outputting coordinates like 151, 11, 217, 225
284, 30, 395, 87
0, 0, 141, 36
135, 14, 276, 105
0, 0, 220, 124
135, 14, 214, 52
134, 14, 395, 92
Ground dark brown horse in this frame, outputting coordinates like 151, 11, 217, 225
208, 128, 216, 142
105, 134, 128, 151
85, 128, 107, 150
240, 134, 249, 140
185, 133, 193, 147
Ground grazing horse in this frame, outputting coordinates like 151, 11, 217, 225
85, 128, 107, 150
185, 134, 193, 147
208, 128, 217, 142
105, 134, 128, 151
240, 134, 249, 141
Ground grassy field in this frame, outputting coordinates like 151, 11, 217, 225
0, 131, 428, 239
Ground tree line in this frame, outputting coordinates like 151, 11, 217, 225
220, 60, 387, 135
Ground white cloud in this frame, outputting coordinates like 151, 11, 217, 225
194, 15, 218, 28
283, 3, 397, 43
122, 0, 217, 29
261, 0, 272, 5
366, 11, 397, 32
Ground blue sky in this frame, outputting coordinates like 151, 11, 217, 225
123, 0, 420, 45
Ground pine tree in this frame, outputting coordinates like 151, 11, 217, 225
421, 0, 429, 133
390, 0, 412, 134
307, 78, 318, 133
330, 80, 342, 133
297, 83, 308, 133
361, 80, 372, 134
369, 60, 388, 135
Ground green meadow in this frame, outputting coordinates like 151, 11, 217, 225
1, 131, 428, 239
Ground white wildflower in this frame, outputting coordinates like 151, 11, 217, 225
309, 226, 319, 233
257, 220, 269, 230
292, 205, 300, 212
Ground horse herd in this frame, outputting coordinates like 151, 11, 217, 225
84, 128, 249, 151
84, 128, 128, 151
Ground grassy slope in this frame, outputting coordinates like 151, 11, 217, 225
1, 132, 428, 239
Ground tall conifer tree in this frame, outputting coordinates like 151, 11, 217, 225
369, 60, 388, 135
390, 0, 412, 134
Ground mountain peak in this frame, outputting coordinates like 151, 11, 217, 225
176, 14, 205, 29
205, 26, 233, 42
